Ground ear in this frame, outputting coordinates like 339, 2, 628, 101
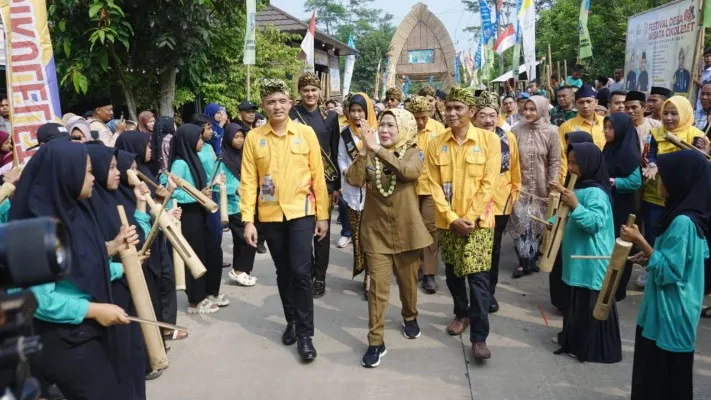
468, 107, 476, 119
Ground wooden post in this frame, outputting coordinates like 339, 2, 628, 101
557, 61, 561, 80
593, 215, 636, 320
564, 60, 568, 81
548, 44, 553, 76
116, 206, 169, 371
247, 64, 251, 102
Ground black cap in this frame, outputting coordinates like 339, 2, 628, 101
436, 89, 447, 101
575, 84, 597, 100
650, 86, 673, 99
238, 101, 258, 111
625, 91, 646, 103
87, 96, 112, 110
28, 122, 69, 150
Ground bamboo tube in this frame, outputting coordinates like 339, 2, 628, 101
219, 184, 229, 226
528, 214, 553, 228
125, 170, 171, 256
172, 199, 186, 291
540, 191, 561, 259
135, 170, 160, 190
0, 182, 15, 203
538, 175, 577, 272
116, 206, 168, 371
169, 174, 218, 213
663, 133, 711, 161
593, 215, 636, 321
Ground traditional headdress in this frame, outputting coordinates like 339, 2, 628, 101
447, 87, 475, 106
298, 72, 321, 90
406, 96, 431, 114
474, 91, 500, 113
419, 85, 436, 98
385, 87, 403, 101
260, 79, 290, 98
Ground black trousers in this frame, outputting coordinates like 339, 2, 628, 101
181, 203, 222, 304
228, 213, 257, 273
263, 216, 316, 337
158, 236, 177, 324
490, 215, 509, 295
445, 266, 490, 343
312, 211, 331, 282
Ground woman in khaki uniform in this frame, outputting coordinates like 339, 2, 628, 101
345, 108, 432, 369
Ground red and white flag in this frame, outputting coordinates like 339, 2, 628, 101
300, 11, 316, 72
493, 24, 516, 55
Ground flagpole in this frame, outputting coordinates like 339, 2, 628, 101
247, 64, 251, 102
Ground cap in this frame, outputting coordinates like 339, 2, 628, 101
575, 84, 597, 100
517, 93, 530, 100
650, 86, 673, 99
29, 122, 69, 149
625, 91, 646, 103
87, 96, 112, 110
238, 101, 258, 112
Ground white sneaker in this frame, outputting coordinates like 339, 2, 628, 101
337, 236, 352, 248
636, 270, 648, 288
187, 299, 219, 314
229, 270, 257, 287
208, 294, 230, 307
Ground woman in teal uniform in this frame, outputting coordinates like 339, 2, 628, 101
621, 150, 711, 400
554, 142, 621, 363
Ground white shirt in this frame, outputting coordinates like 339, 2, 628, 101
337, 128, 379, 211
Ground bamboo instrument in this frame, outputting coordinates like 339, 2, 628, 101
135, 170, 160, 190
0, 182, 15, 203
663, 133, 711, 161
125, 170, 171, 256
168, 173, 218, 213
116, 206, 168, 371
593, 215, 637, 321
126, 316, 188, 333
528, 214, 553, 227
538, 175, 577, 272
127, 170, 205, 279
219, 184, 229, 226
519, 190, 549, 203
172, 199, 186, 291
540, 191, 561, 260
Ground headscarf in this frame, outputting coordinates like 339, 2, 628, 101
603, 113, 641, 178
566, 130, 594, 145
525, 96, 551, 126
655, 150, 711, 237
221, 123, 244, 179
0, 130, 12, 167
9, 140, 112, 303
85, 144, 123, 241
66, 116, 93, 142
115, 130, 155, 192
347, 93, 377, 138
137, 111, 155, 133
62, 113, 77, 125
567, 142, 612, 201
170, 123, 207, 188
662, 96, 695, 134
379, 109, 418, 152
204, 103, 225, 156
149, 116, 175, 176
115, 149, 140, 221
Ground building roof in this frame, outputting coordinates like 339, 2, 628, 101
256, 5, 356, 56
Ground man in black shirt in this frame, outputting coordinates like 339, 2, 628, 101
289, 72, 341, 298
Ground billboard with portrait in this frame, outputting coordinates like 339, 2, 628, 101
624, 0, 700, 95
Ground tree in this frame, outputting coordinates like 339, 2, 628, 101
304, 0, 346, 35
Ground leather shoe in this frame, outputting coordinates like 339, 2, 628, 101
297, 336, 317, 362
446, 317, 470, 336
489, 296, 499, 313
282, 321, 296, 346
422, 275, 437, 294
472, 342, 491, 360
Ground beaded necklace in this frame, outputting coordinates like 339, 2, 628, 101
373, 148, 406, 197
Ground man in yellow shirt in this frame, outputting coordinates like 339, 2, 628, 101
241, 79, 329, 363
472, 91, 521, 313
426, 87, 501, 361
407, 96, 445, 294
558, 84, 606, 182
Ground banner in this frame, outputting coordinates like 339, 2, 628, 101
342, 35, 356, 100
454, 53, 461, 86
243, 0, 256, 65
624, 0, 700, 94
578, 0, 593, 59
329, 55, 340, 94
0, 0, 62, 167
518, 0, 536, 81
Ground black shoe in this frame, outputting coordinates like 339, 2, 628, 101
257, 243, 267, 254
403, 319, 421, 339
417, 269, 424, 282
489, 296, 500, 313
313, 280, 325, 298
422, 275, 437, 294
361, 344, 387, 368
282, 321, 296, 346
297, 336, 317, 362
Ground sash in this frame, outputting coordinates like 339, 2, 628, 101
291, 108, 338, 183
340, 126, 360, 162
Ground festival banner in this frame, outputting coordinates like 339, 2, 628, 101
243, 0, 256, 65
518, 0, 536, 81
342, 35, 356, 100
578, 0, 593, 59
624, 0, 700, 95
0, 0, 62, 167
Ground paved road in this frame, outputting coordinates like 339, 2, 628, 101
148, 221, 711, 400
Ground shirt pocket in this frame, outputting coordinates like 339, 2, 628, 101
465, 153, 486, 178
434, 154, 452, 182
290, 143, 310, 156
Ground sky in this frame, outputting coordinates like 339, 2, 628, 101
272, 0, 482, 53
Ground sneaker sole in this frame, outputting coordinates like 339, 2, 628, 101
361, 349, 387, 368
402, 324, 422, 339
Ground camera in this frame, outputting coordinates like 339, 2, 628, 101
0, 218, 71, 400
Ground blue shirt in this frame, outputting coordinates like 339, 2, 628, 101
161, 159, 197, 205
614, 168, 642, 193
0, 199, 10, 224
198, 145, 217, 182
560, 187, 615, 290
637, 215, 709, 352
219, 164, 240, 215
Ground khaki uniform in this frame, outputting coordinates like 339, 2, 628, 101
345, 146, 432, 346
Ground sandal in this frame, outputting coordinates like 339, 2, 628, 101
145, 369, 164, 380
701, 307, 711, 318
229, 270, 257, 287
164, 329, 189, 341
208, 294, 230, 307
187, 299, 219, 314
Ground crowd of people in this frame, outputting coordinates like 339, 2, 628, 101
0, 66, 709, 399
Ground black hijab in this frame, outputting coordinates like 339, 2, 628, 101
350, 94, 369, 120
221, 123, 244, 179
602, 113, 641, 178
9, 140, 112, 303
85, 144, 122, 241
148, 116, 175, 176
655, 150, 711, 237
115, 131, 156, 191
567, 142, 612, 201
170, 123, 207, 188
565, 130, 594, 145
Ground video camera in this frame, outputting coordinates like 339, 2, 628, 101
0, 218, 71, 400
